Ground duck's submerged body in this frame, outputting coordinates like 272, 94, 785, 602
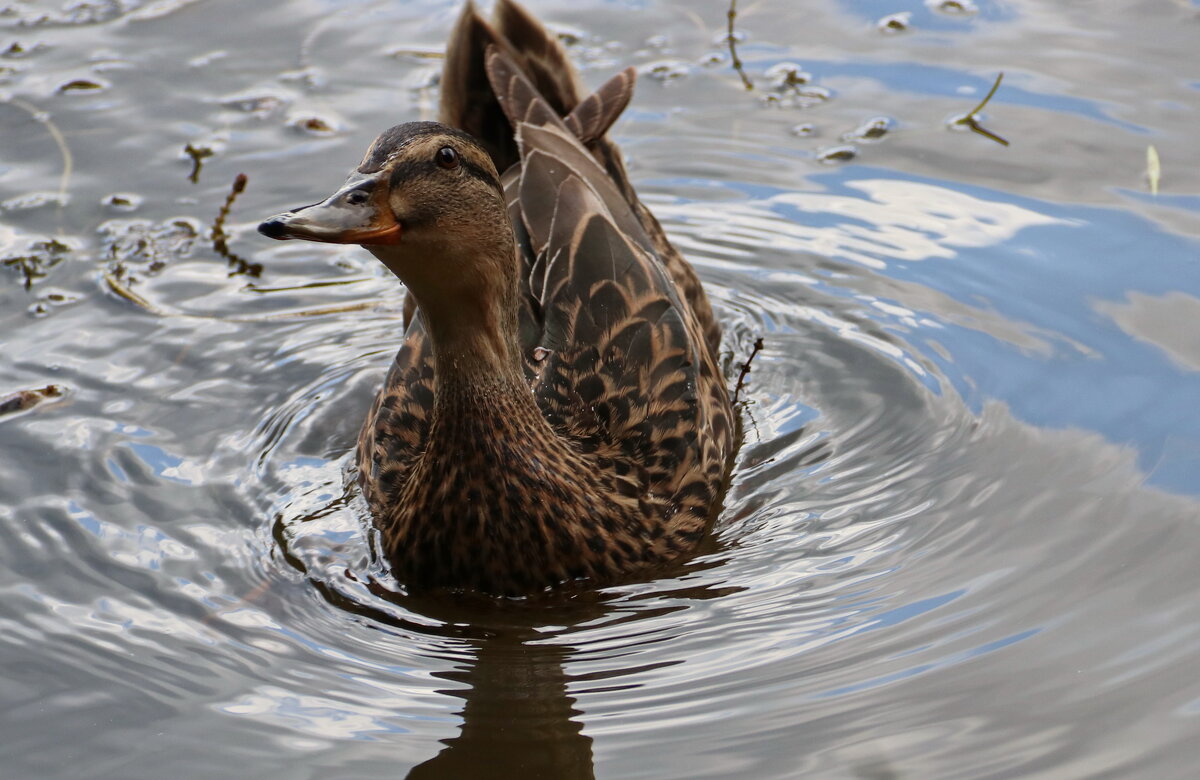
260, 0, 734, 596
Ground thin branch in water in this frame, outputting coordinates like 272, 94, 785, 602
184, 143, 214, 184
954, 72, 1008, 146
211, 173, 262, 277
726, 0, 753, 90
6, 98, 73, 220
733, 336, 764, 404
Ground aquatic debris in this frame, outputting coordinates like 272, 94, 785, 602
765, 62, 811, 89
103, 192, 143, 212
927, 0, 979, 15
183, 143, 213, 183
759, 64, 831, 110
0, 385, 65, 420
57, 77, 106, 92
843, 116, 894, 143
642, 59, 691, 83
5, 98, 73, 215
733, 336, 764, 404
878, 12, 912, 33
27, 287, 80, 318
950, 72, 1009, 146
100, 216, 200, 283
725, 0, 753, 90
288, 114, 338, 136
1146, 145, 1161, 196
2, 238, 72, 290
211, 173, 262, 278
817, 144, 858, 164
790, 122, 816, 137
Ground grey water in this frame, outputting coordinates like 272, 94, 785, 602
2, 0, 1199, 778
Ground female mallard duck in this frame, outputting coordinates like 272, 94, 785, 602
259, 0, 734, 596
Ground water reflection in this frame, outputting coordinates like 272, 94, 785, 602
407, 631, 593, 780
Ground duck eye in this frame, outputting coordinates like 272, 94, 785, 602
436, 146, 459, 169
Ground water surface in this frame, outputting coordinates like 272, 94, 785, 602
2, 0, 1199, 777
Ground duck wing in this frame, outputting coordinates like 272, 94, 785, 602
439, 0, 722, 355
489, 48, 733, 515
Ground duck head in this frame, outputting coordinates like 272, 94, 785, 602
258, 121, 512, 296
258, 121, 520, 373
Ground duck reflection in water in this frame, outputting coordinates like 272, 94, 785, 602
407, 630, 593, 780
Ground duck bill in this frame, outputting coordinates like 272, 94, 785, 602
257, 172, 402, 246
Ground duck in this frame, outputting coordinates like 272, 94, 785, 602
258, 0, 735, 596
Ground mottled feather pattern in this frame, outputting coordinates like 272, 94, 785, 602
357, 0, 734, 594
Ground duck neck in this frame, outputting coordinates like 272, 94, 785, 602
419, 251, 526, 401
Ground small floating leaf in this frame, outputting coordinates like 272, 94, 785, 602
844, 116, 894, 143
1147, 145, 1161, 196
57, 78, 104, 92
927, 0, 979, 15
817, 144, 858, 164
878, 12, 912, 33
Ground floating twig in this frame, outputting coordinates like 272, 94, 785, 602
6, 98, 73, 220
0, 384, 65, 419
211, 173, 263, 277
732, 336, 764, 404
726, 0, 753, 91
3, 239, 71, 290
184, 143, 214, 184
954, 72, 1008, 146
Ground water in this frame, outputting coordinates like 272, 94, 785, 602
2, 0, 1199, 777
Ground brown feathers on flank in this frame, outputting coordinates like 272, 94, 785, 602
264, 0, 735, 596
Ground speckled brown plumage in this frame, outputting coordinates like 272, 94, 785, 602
277, 0, 734, 596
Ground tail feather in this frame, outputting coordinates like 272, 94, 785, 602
492, 0, 583, 116
484, 44, 564, 132
564, 67, 636, 145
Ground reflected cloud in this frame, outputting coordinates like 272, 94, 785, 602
662, 179, 1068, 270
1095, 291, 1200, 372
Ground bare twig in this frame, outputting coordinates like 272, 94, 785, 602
955, 72, 1009, 146
726, 0, 753, 90
184, 143, 214, 184
733, 336, 764, 404
6, 99, 73, 220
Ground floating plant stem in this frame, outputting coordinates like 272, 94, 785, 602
733, 336, 764, 404
184, 143, 214, 183
727, 0, 753, 90
211, 173, 263, 278
6, 98, 73, 218
955, 72, 1008, 146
